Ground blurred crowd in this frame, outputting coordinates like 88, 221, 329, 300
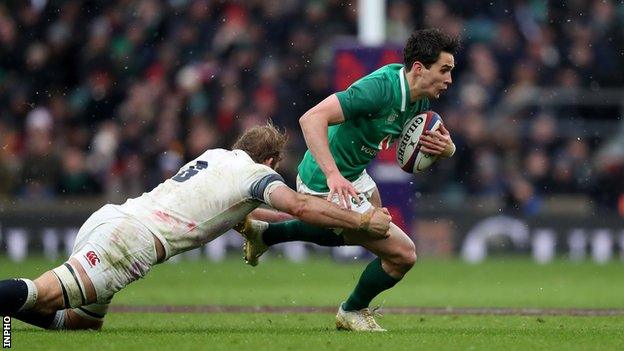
0, 0, 623, 215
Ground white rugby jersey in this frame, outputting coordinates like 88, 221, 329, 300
114, 149, 285, 259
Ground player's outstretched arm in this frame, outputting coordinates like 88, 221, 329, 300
268, 185, 391, 238
249, 207, 294, 222
299, 94, 359, 208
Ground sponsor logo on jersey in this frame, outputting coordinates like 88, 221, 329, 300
84, 250, 101, 268
360, 145, 378, 156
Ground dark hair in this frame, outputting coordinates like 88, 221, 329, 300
404, 28, 460, 71
232, 122, 288, 165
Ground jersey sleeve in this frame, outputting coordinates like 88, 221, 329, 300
242, 164, 286, 207
335, 76, 391, 121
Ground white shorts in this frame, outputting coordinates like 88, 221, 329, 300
71, 204, 158, 304
296, 171, 376, 232
296, 170, 377, 200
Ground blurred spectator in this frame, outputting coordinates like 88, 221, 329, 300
523, 149, 549, 190
504, 175, 543, 216
0, 0, 620, 217
387, 1, 414, 44
59, 146, 101, 196
19, 107, 61, 199
0, 120, 18, 197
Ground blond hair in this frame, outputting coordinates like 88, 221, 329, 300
232, 122, 288, 165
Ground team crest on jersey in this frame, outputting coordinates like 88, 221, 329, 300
386, 112, 398, 123
378, 135, 393, 150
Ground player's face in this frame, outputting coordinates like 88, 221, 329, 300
420, 52, 455, 99
263, 156, 281, 170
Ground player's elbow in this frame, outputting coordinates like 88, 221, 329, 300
299, 107, 328, 129
299, 110, 314, 128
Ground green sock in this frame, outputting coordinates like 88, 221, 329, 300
343, 258, 400, 311
262, 220, 345, 247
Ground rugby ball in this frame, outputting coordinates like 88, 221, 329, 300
396, 111, 443, 173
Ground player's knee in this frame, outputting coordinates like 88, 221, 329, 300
408, 238, 418, 264
392, 241, 417, 273
399, 248, 417, 271
404, 249, 417, 269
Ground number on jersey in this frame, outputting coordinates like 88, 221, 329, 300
172, 161, 208, 182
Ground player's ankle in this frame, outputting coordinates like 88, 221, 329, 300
0, 278, 38, 315
342, 300, 366, 312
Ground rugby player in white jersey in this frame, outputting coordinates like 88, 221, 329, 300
0, 123, 392, 330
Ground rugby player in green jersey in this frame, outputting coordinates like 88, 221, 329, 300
241, 29, 459, 331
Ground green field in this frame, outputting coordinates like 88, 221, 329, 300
2, 256, 624, 350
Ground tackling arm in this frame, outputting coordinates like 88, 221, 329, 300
249, 207, 294, 222
267, 185, 391, 238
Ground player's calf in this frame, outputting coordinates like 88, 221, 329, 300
0, 278, 38, 316
1, 260, 98, 330
0, 277, 63, 329
13, 305, 104, 330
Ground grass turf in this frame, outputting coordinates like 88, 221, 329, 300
10, 314, 624, 351
1, 255, 622, 308
2, 256, 624, 350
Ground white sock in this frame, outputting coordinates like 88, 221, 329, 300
17, 278, 38, 312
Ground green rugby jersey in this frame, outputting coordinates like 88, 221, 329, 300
298, 63, 430, 192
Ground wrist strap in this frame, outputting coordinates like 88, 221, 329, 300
358, 210, 373, 231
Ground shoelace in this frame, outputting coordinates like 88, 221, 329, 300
362, 306, 383, 329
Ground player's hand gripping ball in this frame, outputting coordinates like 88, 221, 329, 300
396, 111, 443, 173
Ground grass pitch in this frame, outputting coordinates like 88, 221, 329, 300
2, 256, 624, 350
12, 314, 624, 351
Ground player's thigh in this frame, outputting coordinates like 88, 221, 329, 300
63, 217, 157, 307
343, 222, 415, 260
368, 187, 382, 207
73, 224, 157, 305
73, 205, 122, 252
34, 206, 120, 311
